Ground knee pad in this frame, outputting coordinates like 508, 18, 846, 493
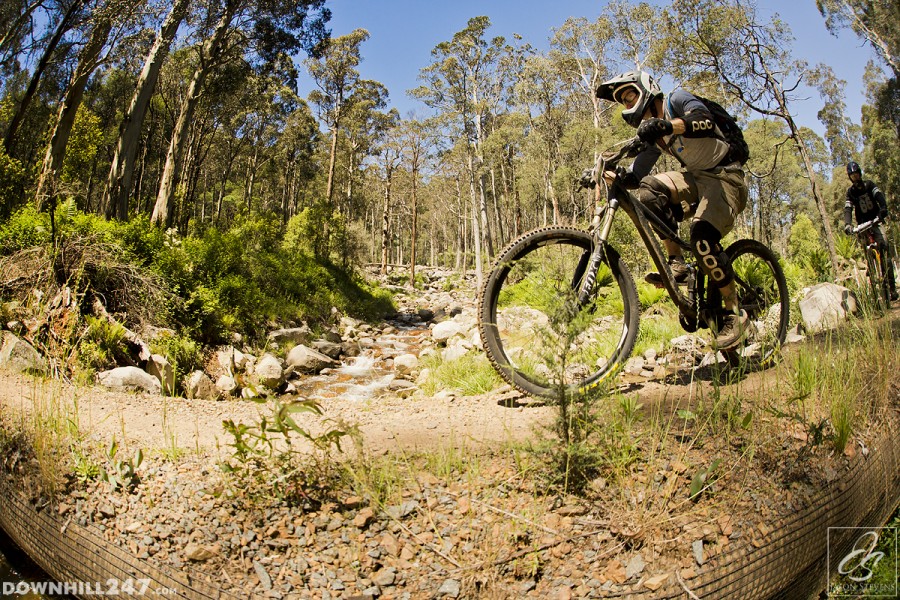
638, 177, 683, 232
690, 220, 733, 287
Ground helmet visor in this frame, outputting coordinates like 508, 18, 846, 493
612, 84, 641, 109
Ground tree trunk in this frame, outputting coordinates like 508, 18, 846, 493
151, 5, 234, 228
35, 17, 111, 208
0, 0, 45, 61
409, 166, 419, 286
790, 120, 840, 274
104, 0, 190, 220
3, 0, 83, 154
380, 165, 392, 275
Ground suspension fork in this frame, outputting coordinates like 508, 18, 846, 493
573, 198, 619, 305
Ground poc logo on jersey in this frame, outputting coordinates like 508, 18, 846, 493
691, 120, 713, 133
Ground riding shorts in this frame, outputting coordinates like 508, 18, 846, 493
649, 165, 747, 236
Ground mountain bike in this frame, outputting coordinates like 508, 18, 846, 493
852, 217, 892, 309
478, 137, 790, 399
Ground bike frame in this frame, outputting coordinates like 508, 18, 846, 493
854, 218, 887, 298
578, 141, 700, 321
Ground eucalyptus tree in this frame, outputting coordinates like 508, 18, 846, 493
860, 66, 900, 202
411, 16, 507, 286
740, 119, 806, 251
548, 16, 615, 130
34, 0, 146, 208
0, 0, 47, 75
602, 0, 665, 74
304, 27, 369, 210
816, 0, 899, 78
151, 0, 329, 227
102, 0, 192, 220
338, 78, 391, 222
663, 0, 840, 273
275, 99, 319, 223
376, 118, 402, 274
3, 0, 86, 155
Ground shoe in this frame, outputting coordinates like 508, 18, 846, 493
714, 309, 755, 350
645, 259, 689, 287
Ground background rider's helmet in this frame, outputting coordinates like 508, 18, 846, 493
846, 161, 862, 180
596, 71, 664, 128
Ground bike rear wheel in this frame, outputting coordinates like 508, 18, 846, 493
722, 239, 790, 367
478, 227, 639, 399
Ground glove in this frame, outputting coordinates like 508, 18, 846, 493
637, 118, 673, 143
616, 166, 640, 189
879, 209, 889, 222
578, 169, 596, 189
844, 224, 853, 235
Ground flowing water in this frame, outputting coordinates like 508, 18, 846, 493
0, 528, 56, 599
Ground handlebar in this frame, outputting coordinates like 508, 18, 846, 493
852, 217, 880, 235
579, 137, 648, 189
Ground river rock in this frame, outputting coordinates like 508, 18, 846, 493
312, 339, 343, 360
184, 371, 218, 400
393, 353, 419, 373
97, 367, 161, 394
216, 374, 238, 396
286, 344, 337, 374
432, 321, 463, 343
0, 332, 46, 374
267, 325, 312, 347
253, 353, 284, 389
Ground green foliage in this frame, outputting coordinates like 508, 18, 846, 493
77, 316, 130, 372
0, 205, 51, 253
689, 458, 722, 501
0, 145, 27, 215
788, 214, 831, 281
220, 397, 347, 503
420, 352, 503, 396
99, 438, 143, 492
149, 332, 203, 377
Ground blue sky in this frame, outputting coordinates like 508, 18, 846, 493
300, 0, 881, 135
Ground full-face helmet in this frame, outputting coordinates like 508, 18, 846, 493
596, 71, 664, 128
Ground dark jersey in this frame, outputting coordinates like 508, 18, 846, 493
844, 180, 888, 225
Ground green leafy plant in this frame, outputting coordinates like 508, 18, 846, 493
99, 438, 143, 491
689, 458, 722, 501
220, 397, 347, 503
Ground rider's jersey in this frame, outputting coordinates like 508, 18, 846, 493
630, 89, 731, 180
844, 180, 888, 226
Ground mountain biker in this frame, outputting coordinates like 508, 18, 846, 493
596, 70, 752, 350
843, 161, 898, 301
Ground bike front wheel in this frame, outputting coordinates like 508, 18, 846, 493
478, 227, 639, 399
866, 247, 890, 309
724, 239, 790, 367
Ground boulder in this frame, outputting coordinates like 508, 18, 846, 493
216, 374, 238, 396
312, 339, 343, 360
253, 353, 284, 389
0, 332, 46, 374
146, 354, 175, 395
799, 283, 857, 333
432, 321, 463, 344
97, 367, 161, 394
286, 344, 337, 374
184, 371, 218, 400
393, 354, 419, 374
267, 325, 312, 347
